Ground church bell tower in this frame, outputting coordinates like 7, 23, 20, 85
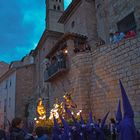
45, 0, 64, 32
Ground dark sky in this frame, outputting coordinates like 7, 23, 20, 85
0, 0, 71, 63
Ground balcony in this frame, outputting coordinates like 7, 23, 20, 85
44, 59, 67, 82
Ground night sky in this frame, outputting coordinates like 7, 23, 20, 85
0, 0, 71, 63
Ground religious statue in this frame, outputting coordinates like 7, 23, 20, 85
49, 98, 64, 120
37, 98, 46, 117
63, 93, 77, 109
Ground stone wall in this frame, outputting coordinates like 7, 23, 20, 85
64, 0, 97, 45
90, 37, 140, 129
34, 33, 62, 101
47, 38, 93, 116
15, 64, 35, 122
48, 52, 93, 114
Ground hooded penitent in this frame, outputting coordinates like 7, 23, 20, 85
87, 112, 94, 126
65, 108, 85, 140
80, 113, 85, 125
119, 80, 137, 140
52, 115, 62, 140
115, 100, 122, 134
96, 112, 109, 140
59, 115, 73, 140
86, 112, 97, 140
101, 112, 109, 129
116, 100, 122, 124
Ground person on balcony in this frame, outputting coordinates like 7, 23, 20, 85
45, 57, 50, 70
56, 50, 65, 69
125, 30, 136, 39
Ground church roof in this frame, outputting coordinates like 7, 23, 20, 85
58, 0, 81, 23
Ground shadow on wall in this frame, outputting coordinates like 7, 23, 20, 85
92, 73, 116, 116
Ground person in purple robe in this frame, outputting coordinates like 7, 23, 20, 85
115, 100, 122, 138
66, 108, 85, 140
96, 112, 109, 140
52, 116, 62, 140
59, 115, 73, 140
86, 112, 97, 140
119, 80, 137, 140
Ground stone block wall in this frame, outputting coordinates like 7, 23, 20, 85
15, 64, 35, 122
64, 0, 97, 44
90, 37, 140, 129
47, 38, 93, 116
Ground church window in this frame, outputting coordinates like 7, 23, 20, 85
59, 0, 61, 2
54, 5, 56, 10
57, 5, 60, 10
71, 21, 75, 28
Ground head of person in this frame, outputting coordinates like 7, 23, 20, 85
115, 31, 119, 36
35, 126, 44, 137
97, 119, 101, 123
109, 33, 114, 37
11, 117, 24, 129
110, 118, 116, 124
0, 124, 4, 129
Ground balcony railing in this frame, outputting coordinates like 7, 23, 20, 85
44, 59, 67, 82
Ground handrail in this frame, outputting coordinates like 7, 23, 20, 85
44, 59, 66, 81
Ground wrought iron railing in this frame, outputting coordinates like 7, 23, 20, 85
44, 59, 67, 82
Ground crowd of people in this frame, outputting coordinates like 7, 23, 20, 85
0, 118, 48, 140
45, 49, 66, 71
0, 80, 140, 140
109, 30, 136, 44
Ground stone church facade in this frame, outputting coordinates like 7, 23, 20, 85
32, 0, 140, 129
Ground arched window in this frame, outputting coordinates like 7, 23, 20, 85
59, 0, 61, 2
57, 5, 60, 10
54, 5, 56, 10
71, 21, 75, 28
